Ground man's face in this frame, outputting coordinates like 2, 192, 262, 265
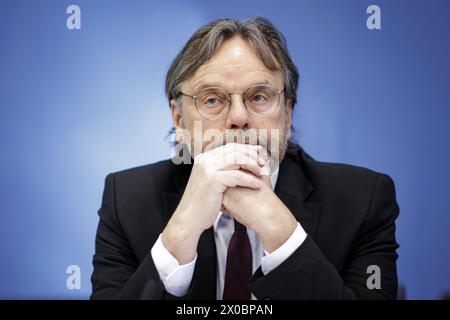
171, 36, 293, 166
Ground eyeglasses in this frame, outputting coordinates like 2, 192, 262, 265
178, 84, 284, 120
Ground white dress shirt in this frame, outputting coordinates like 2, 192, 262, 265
151, 167, 307, 299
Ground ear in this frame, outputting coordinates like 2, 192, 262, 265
171, 99, 184, 144
286, 98, 293, 140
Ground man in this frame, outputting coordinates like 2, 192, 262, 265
90, 17, 399, 300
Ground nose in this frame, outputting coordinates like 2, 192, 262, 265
225, 93, 250, 129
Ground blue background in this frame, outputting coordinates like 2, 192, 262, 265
1, 0, 449, 299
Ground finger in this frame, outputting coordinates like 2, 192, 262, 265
218, 170, 263, 189
219, 153, 264, 177
219, 143, 266, 166
260, 160, 272, 176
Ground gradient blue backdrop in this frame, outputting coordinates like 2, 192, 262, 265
1, 0, 449, 299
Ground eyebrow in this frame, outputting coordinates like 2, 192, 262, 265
191, 79, 274, 94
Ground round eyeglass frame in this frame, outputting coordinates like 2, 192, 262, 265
178, 84, 285, 121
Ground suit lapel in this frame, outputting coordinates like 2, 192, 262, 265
275, 153, 322, 238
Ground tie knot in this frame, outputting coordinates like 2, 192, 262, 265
234, 219, 246, 232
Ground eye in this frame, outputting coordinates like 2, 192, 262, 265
205, 97, 219, 105
251, 94, 268, 103
201, 91, 227, 106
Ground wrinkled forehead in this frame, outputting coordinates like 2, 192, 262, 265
182, 37, 284, 93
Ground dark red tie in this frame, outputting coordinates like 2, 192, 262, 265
222, 219, 252, 300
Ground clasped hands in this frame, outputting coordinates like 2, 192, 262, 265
162, 143, 297, 264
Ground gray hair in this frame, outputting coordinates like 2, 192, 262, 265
165, 17, 299, 108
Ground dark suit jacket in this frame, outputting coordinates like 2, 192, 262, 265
90, 145, 399, 299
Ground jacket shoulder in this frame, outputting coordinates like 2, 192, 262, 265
301, 149, 391, 186
297, 148, 396, 207
106, 159, 179, 202
114, 159, 175, 181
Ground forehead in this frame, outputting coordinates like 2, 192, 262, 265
184, 36, 283, 92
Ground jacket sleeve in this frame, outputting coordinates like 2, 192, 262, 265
90, 173, 192, 300
249, 174, 400, 300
